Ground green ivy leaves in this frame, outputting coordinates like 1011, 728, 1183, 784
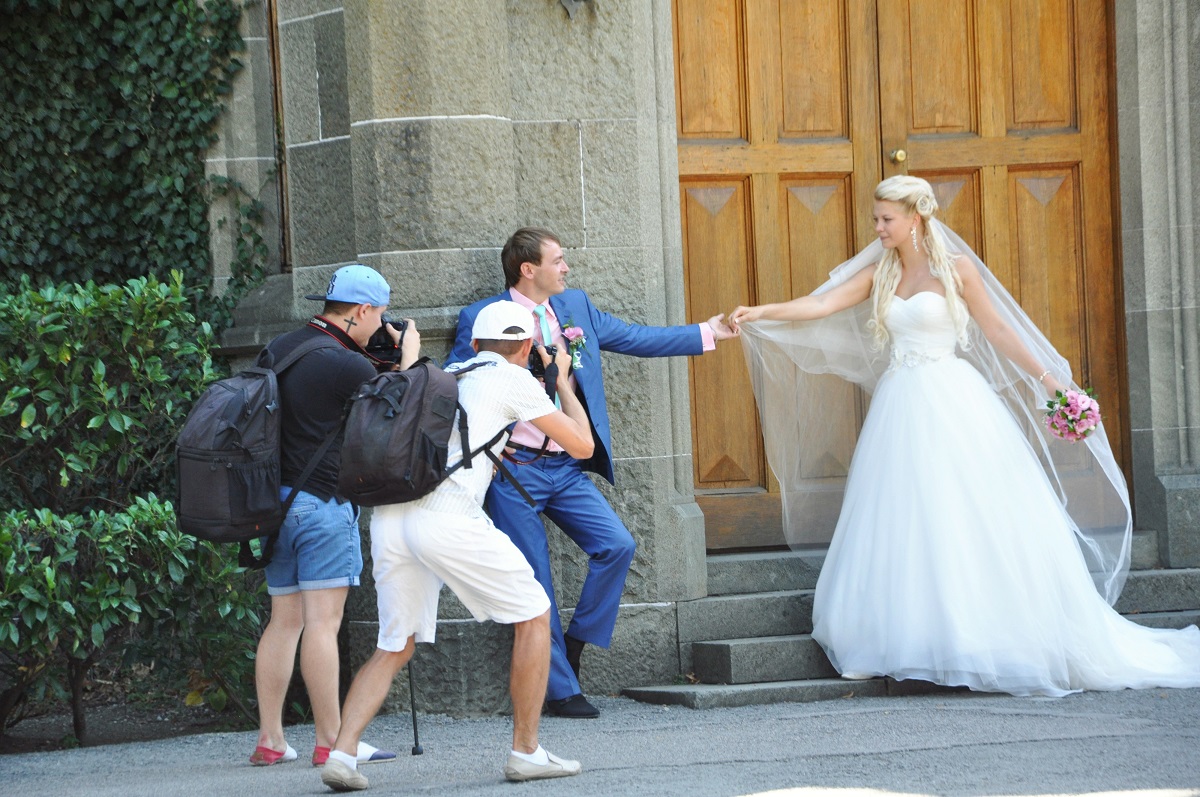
0, 0, 262, 331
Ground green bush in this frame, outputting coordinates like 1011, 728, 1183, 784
0, 274, 268, 739
0, 496, 263, 739
0, 271, 217, 515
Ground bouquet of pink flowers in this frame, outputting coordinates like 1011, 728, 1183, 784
1044, 388, 1101, 442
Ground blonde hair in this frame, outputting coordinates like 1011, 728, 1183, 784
868, 175, 970, 348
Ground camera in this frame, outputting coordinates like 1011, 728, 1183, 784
365, 314, 408, 358
528, 342, 558, 379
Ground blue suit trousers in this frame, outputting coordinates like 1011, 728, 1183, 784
485, 456, 635, 702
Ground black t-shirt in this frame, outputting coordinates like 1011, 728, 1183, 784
267, 322, 380, 501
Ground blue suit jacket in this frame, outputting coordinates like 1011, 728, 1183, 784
451, 289, 704, 484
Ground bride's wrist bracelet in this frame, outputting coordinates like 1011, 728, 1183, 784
1037, 370, 1051, 383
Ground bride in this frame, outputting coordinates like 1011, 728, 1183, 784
727, 175, 1200, 696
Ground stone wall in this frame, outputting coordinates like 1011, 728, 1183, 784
1115, 0, 1200, 567
217, 0, 705, 714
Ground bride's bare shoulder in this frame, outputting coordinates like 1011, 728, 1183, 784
950, 254, 982, 285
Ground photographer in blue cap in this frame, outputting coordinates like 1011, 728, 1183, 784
248, 265, 420, 771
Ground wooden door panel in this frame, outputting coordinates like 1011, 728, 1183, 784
1010, 168, 1084, 369
782, 177, 861, 480
921, 172, 983, 255
1008, 0, 1075, 129
677, 0, 880, 550
881, 0, 1124, 467
778, 0, 848, 138
907, 0, 977, 134
674, 0, 746, 140
682, 180, 763, 490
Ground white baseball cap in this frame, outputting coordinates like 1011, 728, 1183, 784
472, 300, 534, 341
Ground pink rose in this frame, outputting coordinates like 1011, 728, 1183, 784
563, 326, 584, 342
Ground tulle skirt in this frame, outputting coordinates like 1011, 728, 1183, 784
811, 356, 1200, 696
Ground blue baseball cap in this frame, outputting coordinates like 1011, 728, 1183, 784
305, 264, 391, 306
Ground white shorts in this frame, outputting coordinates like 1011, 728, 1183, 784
370, 503, 551, 652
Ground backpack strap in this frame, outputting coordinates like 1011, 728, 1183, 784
444, 359, 495, 472
259, 335, 341, 374
441, 359, 536, 507
240, 336, 346, 570
484, 441, 537, 507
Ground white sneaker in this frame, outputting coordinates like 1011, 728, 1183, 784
320, 758, 369, 791
503, 749, 582, 782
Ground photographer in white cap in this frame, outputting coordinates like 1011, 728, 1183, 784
321, 301, 592, 792
251, 264, 419, 770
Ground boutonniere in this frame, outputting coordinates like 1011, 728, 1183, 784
561, 321, 587, 370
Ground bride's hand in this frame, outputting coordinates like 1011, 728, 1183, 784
728, 305, 762, 331
1042, 375, 1067, 397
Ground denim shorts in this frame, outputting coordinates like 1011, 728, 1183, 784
263, 488, 363, 596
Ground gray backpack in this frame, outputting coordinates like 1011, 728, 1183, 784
337, 358, 535, 507
175, 337, 339, 568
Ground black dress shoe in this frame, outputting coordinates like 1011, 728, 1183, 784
545, 693, 600, 718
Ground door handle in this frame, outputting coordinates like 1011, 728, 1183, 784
889, 149, 907, 164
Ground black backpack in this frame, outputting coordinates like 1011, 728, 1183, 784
175, 337, 340, 568
338, 358, 533, 507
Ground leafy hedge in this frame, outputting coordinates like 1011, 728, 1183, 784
0, 272, 216, 515
0, 274, 264, 738
0, 497, 264, 739
0, 1, 277, 740
0, 0, 265, 327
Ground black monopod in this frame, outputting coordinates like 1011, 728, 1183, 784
407, 661, 423, 755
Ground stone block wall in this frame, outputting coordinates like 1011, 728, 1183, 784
219, 0, 704, 714
1115, 0, 1200, 567
205, 0, 283, 295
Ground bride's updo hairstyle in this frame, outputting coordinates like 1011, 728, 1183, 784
868, 175, 970, 349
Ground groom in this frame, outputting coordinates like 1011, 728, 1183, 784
452, 227, 735, 717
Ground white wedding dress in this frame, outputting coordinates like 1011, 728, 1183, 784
810, 291, 1200, 696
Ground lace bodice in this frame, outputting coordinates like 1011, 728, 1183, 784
886, 291, 957, 368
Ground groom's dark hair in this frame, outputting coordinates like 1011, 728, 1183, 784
502, 227, 561, 288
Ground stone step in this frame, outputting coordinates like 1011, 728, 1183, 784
622, 677, 966, 710
706, 552, 1200, 614
1126, 609, 1200, 629
678, 589, 813, 643
706, 550, 825, 595
636, 607, 1200, 707
688, 608, 1200, 687
1114, 569, 1200, 614
706, 531, 1161, 597
692, 634, 836, 684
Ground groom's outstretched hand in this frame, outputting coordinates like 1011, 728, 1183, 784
706, 313, 737, 341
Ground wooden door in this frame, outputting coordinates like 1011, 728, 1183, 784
676, 0, 1124, 550
676, 0, 882, 549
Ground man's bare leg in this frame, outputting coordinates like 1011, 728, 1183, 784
299, 586, 349, 748
510, 611, 551, 753
330, 636, 416, 758
255, 593, 303, 752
